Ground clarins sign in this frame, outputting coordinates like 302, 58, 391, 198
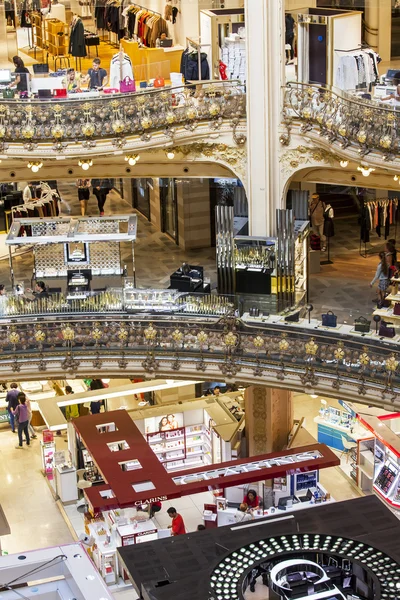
135, 495, 168, 506
172, 450, 322, 486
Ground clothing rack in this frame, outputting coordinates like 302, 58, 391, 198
129, 2, 161, 17
359, 197, 398, 258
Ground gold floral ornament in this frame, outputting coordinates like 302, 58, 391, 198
172, 329, 183, 343
224, 332, 238, 347
51, 124, 65, 139
357, 129, 367, 144
379, 135, 392, 149
334, 348, 344, 360
338, 124, 347, 136
387, 112, 396, 123
62, 327, 75, 341
144, 324, 157, 341
359, 352, 370, 366
112, 119, 125, 134
185, 107, 197, 120
279, 339, 289, 351
165, 111, 175, 124
386, 355, 399, 372
0, 125, 6, 138
141, 116, 153, 129
92, 328, 102, 341
253, 336, 265, 349
209, 103, 221, 116
21, 124, 35, 139
118, 328, 129, 341
305, 339, 318, 356
302, 107, 312, 119
34, 330, 46, 343
197, 331, 208, 344
82, 122, 95, 136
9, 332, 20, 344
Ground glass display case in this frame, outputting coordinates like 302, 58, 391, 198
234, 236, 276, 296
123, 285, 183, 313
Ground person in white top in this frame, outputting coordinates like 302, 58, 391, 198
234, 503, 254, 523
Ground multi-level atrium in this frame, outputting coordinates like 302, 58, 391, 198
0, 1, 400, 599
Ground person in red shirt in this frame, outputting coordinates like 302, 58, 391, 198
243, 489, 260, 510
167, 507, 186, 535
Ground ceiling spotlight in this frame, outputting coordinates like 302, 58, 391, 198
78, 159, 92, 171
165, 150, 175, 160
27, 161, 43, 173
339, 160, 348, 168
125, 154, 139, 166
395, 175, 399, 181
357, 165, 375, 177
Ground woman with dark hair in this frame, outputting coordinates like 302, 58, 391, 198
243, 489, 260, 510
89, 379, 105, 414
159, 416, 170, 431
370, 251, 390, 304
9, 56, 30, 92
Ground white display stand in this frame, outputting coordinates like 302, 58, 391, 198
55, 465, 78, 503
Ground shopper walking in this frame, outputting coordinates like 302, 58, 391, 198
89, 379, 105, 414
65, 385, 80, 420
23, 393, 37, 439
14, 394, 30, 449
370, 251, 390, 305
6, 382, 19, 433
76, 178, 91, 216
285, 13, 295, 62
91, 179, 111, 216
167, 507, 186, 535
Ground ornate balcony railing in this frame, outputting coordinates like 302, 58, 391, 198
0, 304, 399, 408
283, 82, 400, 161
0, 80, 246, 154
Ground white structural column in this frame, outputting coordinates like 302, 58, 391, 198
245, 0, 285, 236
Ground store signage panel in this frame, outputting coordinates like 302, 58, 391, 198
172, 450, 323, 486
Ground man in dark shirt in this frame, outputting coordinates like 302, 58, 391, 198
86, 58, 108, 89
6, 382, 19, 433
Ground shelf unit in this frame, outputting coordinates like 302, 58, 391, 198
82, 446, 104, 484
45, 18, 68, 57
147, 424, 213, 471
373, 292, 400, 335
31, 12, 44, 51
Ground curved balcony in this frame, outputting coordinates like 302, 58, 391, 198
283, 82, 400, 163
0, 294, 398, 410
0, 80, 246, 158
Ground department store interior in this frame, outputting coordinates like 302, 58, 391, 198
1, 2, 400, 600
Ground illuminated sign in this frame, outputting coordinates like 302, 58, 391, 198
134, 495, 168, 506
172, 450, 322, 486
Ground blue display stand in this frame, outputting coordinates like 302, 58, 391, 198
317, 422, 354, 451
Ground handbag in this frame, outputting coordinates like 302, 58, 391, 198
378, 298, 391, 309
154, 77, 165, 88
3, 89, 15, 99
354, 316, 370, 333
310, 233, 321, 250
393, 303, 400, 316
284, 310, 300, 323
120, 76, 136, 93
321, 310, 337, 327
379, 320, 396, 338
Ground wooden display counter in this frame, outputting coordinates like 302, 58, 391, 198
121, 40, 183, 81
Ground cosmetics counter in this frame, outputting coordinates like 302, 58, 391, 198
314, 404, 370, 452
84, 506, 168, 586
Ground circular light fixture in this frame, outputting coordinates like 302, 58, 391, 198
125, 153, 139, 166
27, 161, 43, 173
166, 150, 175, 160
339, 160, 349, 168
79, 159, 93, 171
357, 165, 375, 177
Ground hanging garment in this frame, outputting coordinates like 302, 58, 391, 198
184, 51, 210, 81
95, 0, 107, 29
323, 206, 334, 238
109, 53, 133, 88
69, 18, 86, 57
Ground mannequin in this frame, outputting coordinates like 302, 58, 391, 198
309, 193, 326, 251
69, 15, 86, 58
